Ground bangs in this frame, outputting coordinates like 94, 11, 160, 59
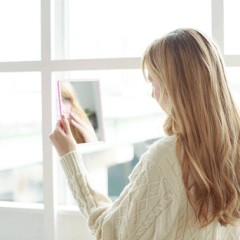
142, 38, 165, 86
60, 83, 74, 100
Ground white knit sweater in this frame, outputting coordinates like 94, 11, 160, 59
60, 135, 240, 240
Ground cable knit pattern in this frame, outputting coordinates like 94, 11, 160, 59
60, 136, 240, 240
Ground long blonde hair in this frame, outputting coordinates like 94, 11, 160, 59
142, 28, 240, 229
61, 81, 93, 143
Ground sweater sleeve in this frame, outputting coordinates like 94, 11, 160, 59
60, 149, 179, 240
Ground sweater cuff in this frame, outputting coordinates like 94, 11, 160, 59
60, 151, 86, 179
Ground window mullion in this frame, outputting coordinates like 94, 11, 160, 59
212, 0, 224, 53
42, 0, 58, 240
0, 61, 41, 72
54, 0, 71, 207
52, 58, 141, 71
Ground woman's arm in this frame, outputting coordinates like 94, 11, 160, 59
60, 150, 178, 240
50, 116, 179, 240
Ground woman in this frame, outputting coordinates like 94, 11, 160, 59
49, 28, 240, 239
60, 81, 98, 143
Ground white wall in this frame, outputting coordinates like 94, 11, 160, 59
0, 208, 95, 240
0, 210, 44, 240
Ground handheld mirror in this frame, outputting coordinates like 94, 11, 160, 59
57, 79, 106, 146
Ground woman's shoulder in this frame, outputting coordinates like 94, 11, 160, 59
127, 136, 177, 178
152, 135, 176, 146
146, 135, 176, 160
129, 134, 182, 196
143, 135, 182, 177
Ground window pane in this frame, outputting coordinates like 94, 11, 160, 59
224, 0, 240, 54
107, 139, 160, 201
0, 72, 43, 203
0, 0, 41, 62
55, 0, 211, 60
53, 70, 167, 204
225, 67, 240, 107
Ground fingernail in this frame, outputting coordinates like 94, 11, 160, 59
62, 114, 65, 119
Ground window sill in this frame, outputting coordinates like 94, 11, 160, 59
0, 202, 82, 216
58, 204, 81, 216
0, 201, 43, 213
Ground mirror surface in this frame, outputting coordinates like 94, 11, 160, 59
57, 79, 105, 145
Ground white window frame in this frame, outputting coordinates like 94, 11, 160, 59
0, 0, 240, 239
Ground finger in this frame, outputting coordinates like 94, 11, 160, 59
54, 120, 64, 133
60, 121, 65, 132
70, 112, 89, 128
71, 118, 88, 136
49, 133, 54, 141
61, 114, 71, 135
49, 133, 57, 146
55, 118, 66, 133
49, 136, 62, 157
56, 120, 61, 128
71, 116, 93, 136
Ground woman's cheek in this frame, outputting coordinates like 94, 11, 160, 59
155, 85, 160, 101
152, 86, 155, 99
62, 102, 72, 120
66, 102, 72, 113
71, 107, 76, 114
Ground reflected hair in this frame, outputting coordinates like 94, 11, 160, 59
142, 28, 240, 230
61, 81, 93, 143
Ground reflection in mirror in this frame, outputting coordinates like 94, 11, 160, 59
57, 79, 105, 145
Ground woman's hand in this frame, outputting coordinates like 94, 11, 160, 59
49, 115, 77, 157
70, 111, 99, 143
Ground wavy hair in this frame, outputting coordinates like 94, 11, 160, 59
142, 28, 240, 230
60, 81, 93, 143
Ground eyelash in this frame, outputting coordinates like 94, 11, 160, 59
63, 98, 70, 102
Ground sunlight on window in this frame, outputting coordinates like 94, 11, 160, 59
0, 72, 43, 203
0, 0, 40, 62
55, 0, 211, 60
224, 0, 240, 55
225, 67, 240, 108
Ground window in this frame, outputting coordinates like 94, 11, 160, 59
0, 73, 42, 203
225, 67, 240, 106
0, 0, 41, 61
53, 0, 211, 60
224, 0, 240, 54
